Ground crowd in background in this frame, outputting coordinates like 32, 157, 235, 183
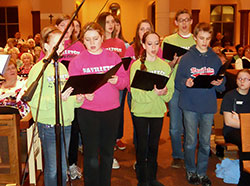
0, 8, 250, 186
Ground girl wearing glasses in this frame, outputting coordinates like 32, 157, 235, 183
221, 69, 250, 186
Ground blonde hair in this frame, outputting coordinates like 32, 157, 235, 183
40, 26, 62, 52
20, 52, 34, 63
8, 47, 20, 55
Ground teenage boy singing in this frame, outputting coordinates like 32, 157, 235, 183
175, 22, 225, 186
161, 9, 195, 169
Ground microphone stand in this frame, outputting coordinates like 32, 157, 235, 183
22, 1, 85, 185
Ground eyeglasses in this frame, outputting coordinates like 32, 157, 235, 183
178, 18, 191, 23
237, 78, 250, 82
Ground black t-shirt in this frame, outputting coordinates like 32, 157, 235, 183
220, 89, 250, 136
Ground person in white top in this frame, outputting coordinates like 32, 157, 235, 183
235, 45, 250, 69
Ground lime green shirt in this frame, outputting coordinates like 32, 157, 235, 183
27, 60, 82, 126
161, 32, 196, 78
161, 33, 196, 51
130, 57, 174, 118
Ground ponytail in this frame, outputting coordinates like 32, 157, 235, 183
140, 49, 147, 71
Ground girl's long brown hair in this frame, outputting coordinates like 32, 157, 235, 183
134, 20, 154, 60
55, 15, 77, 44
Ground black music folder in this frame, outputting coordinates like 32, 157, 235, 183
0, 54, 11, 75
191, 60, 230, 88
61, 60, 70, 70
163, 42, 188, 61
62, 57, 131, 95
131, 70, 169, 91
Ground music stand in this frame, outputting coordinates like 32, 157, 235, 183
0, 54, 11, 75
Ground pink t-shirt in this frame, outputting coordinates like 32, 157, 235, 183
60, 40, 85, 62
39, 39, 85, 67
102, 38, 126, 58
68, 49, 129, 112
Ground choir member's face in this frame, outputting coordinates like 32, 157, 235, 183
84, 30, 103, 55
194, 31, 211, 53
105, 15, 115, 34
73, 20, 81, 38
139, 22, 151, 42
115, 22, 121, 38
175, 13, 192, 35
46, 33, 64, 56
142, 33, 160, 59
56, 19, 73, 40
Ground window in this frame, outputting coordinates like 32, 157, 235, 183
210, 5, 235, 45
0, 7, 19, 47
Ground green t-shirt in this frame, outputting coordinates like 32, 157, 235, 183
130, 57, 175, 118
161, 32, 196, 77
161, 32, 196, 50
27, 60, 82, 126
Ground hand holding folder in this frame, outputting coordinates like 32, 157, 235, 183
191, 60, 231, 88
62, 57, 131, 95
131, 70, 169, 91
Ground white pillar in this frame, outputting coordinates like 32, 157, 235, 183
155, 0, 170, 37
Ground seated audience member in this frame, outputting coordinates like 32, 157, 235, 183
27, 38, 36, 56
18, 52, 34, 78
211, 32, 225, 47
221, 41, 233, 54
4, 38, 18, 53
213, 46, 228, 65
34, 33, 41, 47
8, 47, 22, 69
231, 44, 244, 64
221, 69, 250, 186
235, 45, 250, 69
18, 42, 30, 59
16, 40, 24, 52
33, 46, 42, 64
0, 59, 30, 118
27, 35, 33, 40
14, 31, 25, 44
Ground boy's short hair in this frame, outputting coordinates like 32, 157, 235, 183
175, 9, 192, 21
193, 22, 213, 37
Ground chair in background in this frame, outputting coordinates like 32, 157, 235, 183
240, 113, 250, 173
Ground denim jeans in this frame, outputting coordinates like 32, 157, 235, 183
38, 123, 71, 186
168, 88, 184, 159
183, 110, 213, 176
